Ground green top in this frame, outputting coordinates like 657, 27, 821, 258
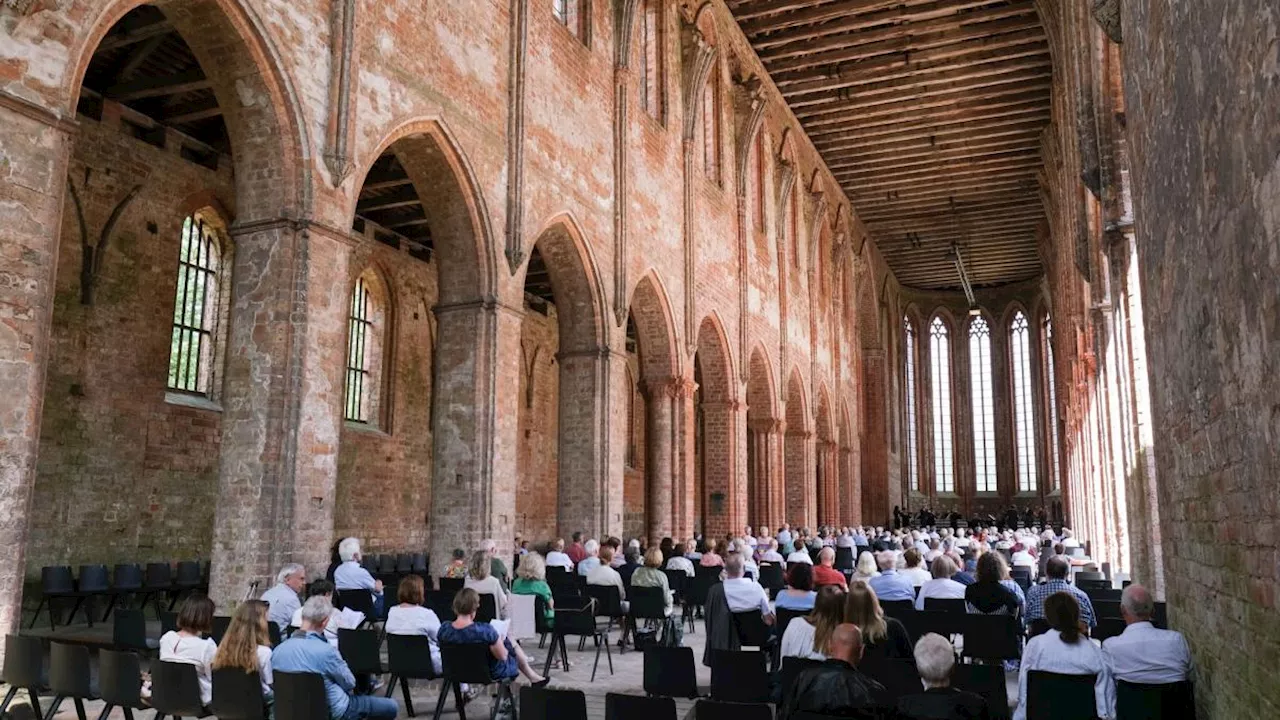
511, 577, 554, 622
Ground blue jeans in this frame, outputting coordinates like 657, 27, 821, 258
344, 694, 398, 720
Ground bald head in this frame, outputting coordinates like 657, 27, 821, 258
1121, 584, 1155, 623
828, 623, 864, 665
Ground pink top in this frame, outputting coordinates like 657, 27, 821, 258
700, 552, 724, 567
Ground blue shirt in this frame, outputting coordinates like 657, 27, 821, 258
1025, 579, 1096, 627
333, 561, 376, 591
270, 631, 354, 720
576, 557, 601, 577
867, 569, 916, 602
261, 583, 301, 629
774, 590, 817, 611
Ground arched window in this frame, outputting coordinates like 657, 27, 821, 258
1010, 310, 1037, 492
553, 0, 586, 40
753, 132, 766, 231
969, 316, 996, 493
701, 70, 721, 184
168, 214, 224, 396
929, 316, 954, 493
639, 0, 662, 119
904, 317, 920, 492
344, 270, 388, 425
1043, 315, 1061, 492
789, 186, 800, 267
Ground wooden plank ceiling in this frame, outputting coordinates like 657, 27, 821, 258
728, 0, 1052, 290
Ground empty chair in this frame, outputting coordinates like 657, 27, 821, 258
361, 554, 380, 574
175, 561, 204, 590
543, 599, 612, 681
643, 646, 699, 699
1115, 679, 1196, 720
160, 610, 179, 635
378, 554, 398, 576
605, 692, 678, 720
1075, 571, 1106, 583
709, 649, 770, 704
476, 593, 499, 624
385, 633, 438, 717
953, 663, 1011, 720
1086, 587, 1123, 603
0, 635, 44, 718
338, 628, 385, 680
880, 599, 916, 623
142, 562, 174, 618
411, 553, 429, 575
103, 563, 145, 620
694, 698, 773, 720
112, 607, 158, 653
151, 660, 211, 718
28, 564, 75, 630
273, 671, 329, 720
211, 615, 232, 645
961, 614, 1022, 663
1010, 567, 1033, 592
396, 553, 414, 575
1026, 671, 1098, 720
434, 643, 517, 720
924, 598, 967, 614
70, 563, 111, 627
662, 569, 688, 604
210, 668, 266, 720
438, 576, 465, 598
834, 546, 855, 572
44, 642, 97, 720
520, 685, 587, 720
731, 610, 773, 650
98, 648, 149, 720
755, 563, 784, 598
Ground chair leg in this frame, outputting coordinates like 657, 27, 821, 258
0, 686, 16, 714
385, 674, 397, 698
95, 704, 113, 720
453, 681, 468, 720
542, 635, 558, 677
591, 635, 602, 682
432, 680, 451, 720
604, 631, 614, 675
68, 596, 86, 626
29, 688, 43, 719
27, 598, 45, 629
400, 677, 415, 717
538, 632, 546, 649
507, 683, 518, 720
40, 694, 63, 720
74, 697, 88, 720
123, 708, 135, 720
102, 593, 118, 622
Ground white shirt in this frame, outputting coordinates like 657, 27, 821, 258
836, 535, 856, 549
260, 583, 301, 629
290, 606, 363, 647
385, 605, 443, 673
722, 577, 772, 616
779, 617, 825, 660
1015, 630, 1113, 720
900, 567, 932, 587
1011, 551, 1037, 571
159, 631, 217, 706
545, 551, 574, 570
914, 578, 967, 610
1103, 622, 1192, 685
1063, 537, 1081, 548
464, 576, 508, 618
787, 550, 814, 565
587, 564, 627, 601
253, 645, 273, 696
760, 550, 785, 564
666, 556, 695, 577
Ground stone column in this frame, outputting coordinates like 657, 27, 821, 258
861, 349, 889, 526
210, 223, 353, 605
673, 377, 698, 541
556, 347, 624, 540
768, 419, 787, 528
0, 98, 75, 646
643, 377, 677, 545
839, 445, 858, 525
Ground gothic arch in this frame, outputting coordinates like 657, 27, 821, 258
526, 213, 609, 354
628, 271, 682, 382
695, 313, 740, 537
785, 368, 814, 527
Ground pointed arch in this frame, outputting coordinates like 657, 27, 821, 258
628, 271, 682, 381
526, 212, 609, 354
785, 368, 814, 527
695, 313, 740, 538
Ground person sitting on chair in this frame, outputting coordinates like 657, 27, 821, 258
900, 549, 932, 588
775, 562, 818, 612
868, 551, 915, 602
1102, 584, 1192, 686
1025, 556, 1096, 630
212, 600, 274, 711
586, 545, 630, 614
1015, 592, 1112, 720
332, 537, 385, 617
272, 596, 399, 720
852, 551, 880, 582
464, 550, 509, 620
666, 543, 696, 577
630, 547, 674, 617
545, 539, 574, 571
778, 623, 895, 720
510, 552, 555, 628
289, 579, 363, 646
813, 546, 849, 589
437, 588, 549, 687
261, 563, 305, 630
780, 585, 846, 661
442, 548, 468, 579
385, 575, 444, 673
576, 539, 602, 576
897, 633, 988, 720
844, 581, 913, 661
160, 595, 218, 708
915, 556, 968, 611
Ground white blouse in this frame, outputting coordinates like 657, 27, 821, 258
779, 618, 826, 661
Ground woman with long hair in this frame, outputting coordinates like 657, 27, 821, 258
852, 551, 880, 583
843, 581, 913, 661
779, 585, 846, 660
1014, 592, 1112, 720
212, 600, 274, 705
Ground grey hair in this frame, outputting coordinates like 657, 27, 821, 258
584, 539, 599, 555
338, 537, 361, 562
276, 563, 305, 584
724, 552, 745, 578
1121, 584, 1155, 620
875, 551, 896, 571
913, 633, 956, 686
479, 538, 496, 553
301, 595, 333, 627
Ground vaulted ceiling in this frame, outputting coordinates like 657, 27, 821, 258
729, 0, 1053, 291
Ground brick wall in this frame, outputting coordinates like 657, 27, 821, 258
515, 306, 560, 545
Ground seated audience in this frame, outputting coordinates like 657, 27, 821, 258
897, 633, 988, 720
775, 562, 818, 612
915, 556, 968, 610
900, 549, 932, 588
438, 588, 548, 686
965, 553, 1020, 616
699, 540, 726, 567
684, 538, 703, 562
510, 551, 554, 627
868, 551, 916, 602
813, 546, 849, 589
618, 549, 643, 586
1015, 592, 1111, 720
213, 600, 274, 707
480, 538, 509, 588
261, 562, 305, 630
953, 557, 978, 586
586, 546, 629, 612
845, 581, 913, 661
1102, 584, 1192, 687
780, 585, 846, 661
442, 548, 468, 579
272, 596, 399, 720
779, 624, 895, 720
567, 531, 587, 565
161, 595, 218, 707
722, 553, 774, 618
852, 550, 880, 582
787, 544, 815, 565
289, 579, 363, 646
630, 547, 674, 617
702, 553, 772, 666
666, 544, 696, 576
1025, 556, 1096, 629
545, 539, 574, 571
1010, 543, 1037, 577
332, 537, 385, 616
385, 575, 444, 673
576, 539, 602, 576
760, 538, 786, 564
465, 549, 509, 619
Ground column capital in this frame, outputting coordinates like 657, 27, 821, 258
749, 417, 784, 434
643, 376, 697, 399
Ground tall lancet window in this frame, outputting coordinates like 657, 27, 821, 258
930, 316, 954, 493
904, 318, 920, 492
1011, 311, 1038, 492
969, 316, 996, 493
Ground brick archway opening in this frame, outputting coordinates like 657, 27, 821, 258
785, 371, 812, 528
815, 390, 836, 526
694, 316, 736, 539
746, 348, 779, 528
626, 275, 680, 546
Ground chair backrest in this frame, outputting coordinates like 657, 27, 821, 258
1027, 670, 1098, 720
756, 563, 784, 592
210, 668, 266, 720
586, 584, 623, 617
731, 610, 771, 648
961, 614, 1022, 661
160, 610, 178, 635
775, 607, 807, 639
952, 662, 1009, 719
924, 597, 967, 614
336, 589, 376, 620
689, 567, 722, 605
881, 599, 916, 622
427, 590, 457, 622
396, 553, 414, 574
337, 628, 384, 674
1010, 567, 1033, 591
411, 553, 428, 574
1086, 587, 1123, 603
48, 642, 93, 698
1094, 600, 1122, 620
1092, 617, 1127, 642
78, 564, 110, 593
150, 660, 207, 716
268, 621, 282, 647
628, 585, 667, 620
476, 592, 499, 623
643, 646, 698, 699
859, 657, 921, 701
386, 633, 438, 679
361, 555, 380, 573
605, 692, 678, 720
378, 555, 398, 575
662, 569, 687, 598
175, 560, 203, 587
533, 595, 554, 635
778, 656, 823, 702
1, 635, 43, 687
1116, 679, 1195, 720
1076, 571, 1106, 583
273, 671, 329, 720
546, 566, 572, 589
1027, 618, 1052, 639
554, 599, 599, 636
694, 698, 773, 720
438, 576, 465, 597
440, 642, 499, 685
42, 565, 75, 593
508, 592, 537, 639
709, 649, 771, 703
112, 563, 144, 590
519, 685, 588, 720
211, 615, 232, 645
98, 648, 144, 708
112, 607, 150, 651
834, 546, 855, 571
145, 562, 173, 588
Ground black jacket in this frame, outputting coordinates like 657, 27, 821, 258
779, 658, 897, 720
897, 687, 990, 720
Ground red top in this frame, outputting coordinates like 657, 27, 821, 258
567, 542, 587, 565
813, 564, 848, 589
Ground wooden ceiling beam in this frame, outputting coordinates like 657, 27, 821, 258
827, 142, 1043, 175
799, 77, 1051, 129
837, 133, 1043, 169
834, 156, 1041, 185
162, 105, 222, 124
358, 199, 422, 212
105, 69, 211, 101
808, 94, 1050, 137
362, 177, 414, 192
737, 0, 910, 28
790, 54, 1052, 111
754, 0, 1014, 52
870, 207, 1046, 232
794, 67, 1049, 120
853, 187, 1038, 213
816, 115, 1049, 155
860, 196, 1043, 223
96, 19, 175, 53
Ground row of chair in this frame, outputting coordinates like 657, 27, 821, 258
28, 561, 209, 631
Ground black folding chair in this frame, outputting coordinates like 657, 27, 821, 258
731, 610, 776, 671
142, 562, 174, 619
1086, 587, 1123, 603
210, 668, 266, 720
642, 646, 699, 699
151, 660, 211, 718
685, 568, 720, 632
628, 585, 672, 645
859, 656, 921, 702
834, 546, 855, 572
44, 642, 97, 720
694, 698, 773, 720
1026, 618, 1052, 639
1010, 567, 1033, 592
545, 567, 573, 594
338, 628, 386, 686
396, 553, 414, 576
520, 685, 587, 720
362, 554, 380, 574
439, 576, 465, 598
98, 648, 149, 720
0, 635, 44, 718
708, 649, 770, 704
112, 608, 158, 653
386, 633, 439, 717
273, 671, 329, 720
1092, 617, 1127, 641
103, 563, 144, 620
924, 598, 967, 614
160, 610, 178, 635
961, 614, 1022, 663
211, 615, 232, 645
476, 592, 499, 624
544, 599, 613, 681
954, 662, 1010, 720
756, 563, 785, 598
69, 564, 111, 627
1116, 679, 1196, 720
586, 584, 625, 637
1027, 670, 1098, 719
28, 565, 76, 630
435, 643, 518, 720
778, 656, 822, 703
605, 692, 678, 720
379, 555, 398, 578
662, 569, 688, 605
173, 561, 205, 605
428, 590, 457, 622
336, 589, 377, 627
881, 599, 916, 624
412, 553, 429, 577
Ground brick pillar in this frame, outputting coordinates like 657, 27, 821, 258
839, 446, 858, 525
556, 347, 623, 540
702, 399, 744, 538
0, 100, 74, 648
819, 441, 839, 525
785, 427, 815, 528
210, 224, 352, 605
673, 377, 697, 541
643, 378, 677, 545
768, 420, 787, 528
427, 298, 522, 572
861, 349, 889, 526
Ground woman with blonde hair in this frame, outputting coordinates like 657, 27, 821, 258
844, 581, 912, 661
779, 585, 846, 660
465, 549, 509, 619
511, 551, 554, 626
852, 550, 880, 583
212, 600, 273, 704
